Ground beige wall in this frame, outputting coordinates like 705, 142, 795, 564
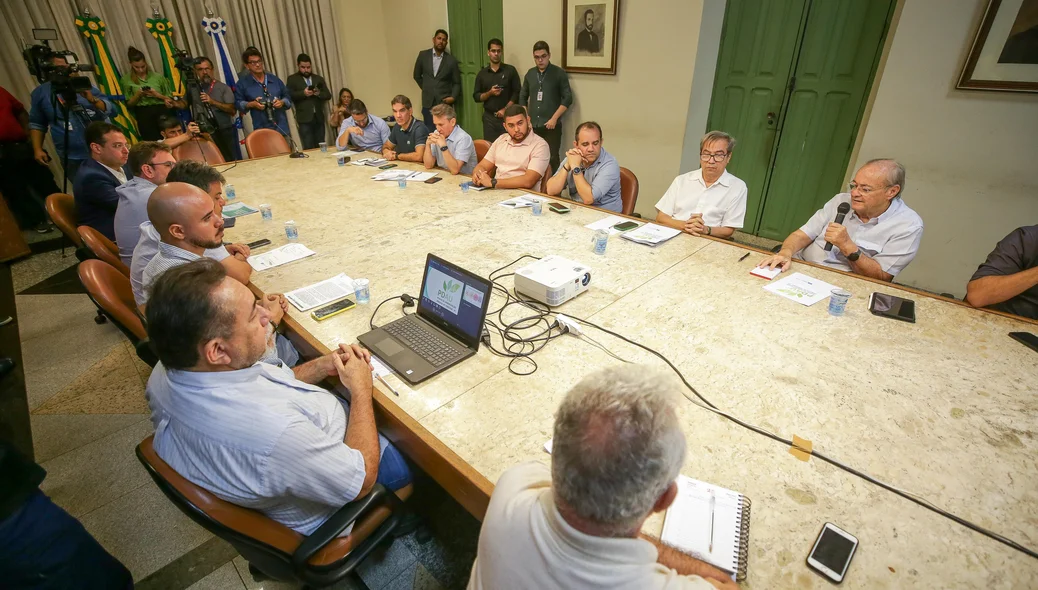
852, 0, 1038, 297
503, 0, 706, 218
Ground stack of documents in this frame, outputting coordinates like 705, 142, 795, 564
350, 157, 387, 167
763, 272, 838, 306
285, 273, 356, 311
248, 243, 316, 272
221, 202, 258, 219
498, 194, 547, 208
584, 215, 631, 235
619, 223, 681, 247
371, 169, 438, 182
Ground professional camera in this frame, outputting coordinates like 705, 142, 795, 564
22, 29, 93, 106
172, 49, 217, 134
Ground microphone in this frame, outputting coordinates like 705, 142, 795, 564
824, 202, 851, 252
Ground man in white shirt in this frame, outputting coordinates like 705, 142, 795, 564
655, 131, 747, 239
758, 158, 923, 281
468, 366, 738, 590
145, 259, 412, 535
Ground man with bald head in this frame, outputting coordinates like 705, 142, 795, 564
758, 158, 923, 281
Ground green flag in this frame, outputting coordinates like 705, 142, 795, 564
74, 13, 139, 142
145, 16, 184, 97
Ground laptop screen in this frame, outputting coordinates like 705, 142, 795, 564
417, 255, 491, 347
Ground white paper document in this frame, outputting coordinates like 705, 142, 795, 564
750, 266, 783, 280
350, 157, 384, 166
544, 438, 553, 454
661, 475, 745, 580
498, 194, 547, 208
763, 272, 838, 306
371, 170, 438, 182
370, 356, 392, 378
619, 223, 680, 247
221, 202, 259, 218
284, 273, 356, 311
248, 243, 316, 272
584, 214, 629, 234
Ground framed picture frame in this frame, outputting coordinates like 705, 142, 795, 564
562, 0, 621, 75
958, 0, 1038, 92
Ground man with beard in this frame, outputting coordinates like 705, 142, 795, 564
577, 9, 601, 53
470, 104, 549, 191
194, 57, 239, 161
473, 38, 521, 141
413, 29, 461, 125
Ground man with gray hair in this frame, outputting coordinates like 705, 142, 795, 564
758, 158, 923, 281
467, 366, 738, 590
655, 131, 747, 239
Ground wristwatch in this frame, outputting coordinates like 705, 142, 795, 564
572, 167, 583, 175
491, 178, 498, 189
440, 145, 449, 152
847, 249, 862, 262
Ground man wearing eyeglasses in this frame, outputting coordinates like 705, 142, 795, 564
655, 131, 747, 239
758, 159, 924, 282
114, 141, 176, 265
235, 48, 292, 135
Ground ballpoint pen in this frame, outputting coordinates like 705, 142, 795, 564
708, 490, 716, 554
738, 252, 751, 262
374, 372, 400, 397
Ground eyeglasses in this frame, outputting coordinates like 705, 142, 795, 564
247, 59, 262, 65
700, 152, 729, 162
847, 182, 890, 194
147, 161, 175, 169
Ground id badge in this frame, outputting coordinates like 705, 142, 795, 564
67, 121, 74, 132
536, 90, 543, 102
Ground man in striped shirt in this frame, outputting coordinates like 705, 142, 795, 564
145, 259, 412, 535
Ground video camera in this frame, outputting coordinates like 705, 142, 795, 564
22, 29, 92, 106
172, 49, 218, 134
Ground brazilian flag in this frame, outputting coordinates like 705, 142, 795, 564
145, 16, 184, 98
74, 14, 140, 142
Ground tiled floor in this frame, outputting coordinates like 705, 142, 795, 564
12, 252, 479, 589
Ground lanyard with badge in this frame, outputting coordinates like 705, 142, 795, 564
536, 69, 546, 102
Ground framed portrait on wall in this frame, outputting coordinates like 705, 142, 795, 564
958, 0, 1038, 92
562, 0, 620, 74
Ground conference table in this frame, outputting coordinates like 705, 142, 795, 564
218, 149, 1038, 589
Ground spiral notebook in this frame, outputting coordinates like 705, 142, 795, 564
661, 475, 752, 582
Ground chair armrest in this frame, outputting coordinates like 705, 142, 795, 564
290, 484, 402, 569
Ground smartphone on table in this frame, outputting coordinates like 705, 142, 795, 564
1009, 332, 1038, 354
806, 522, 858, 583
613, 220, 639, 232
425, 177, 443, 184
548, 202, 570, 214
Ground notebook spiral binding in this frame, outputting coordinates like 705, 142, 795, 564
734, 496, 752, 582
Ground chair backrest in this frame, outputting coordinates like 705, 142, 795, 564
78, 225, 130, 277
135, 435, 397, 571
78, 259, 146, 341
46, 193, 83, 248
245, 129, 290, 159
540, 164, 553, 194
173, 139, 226, 165
474, 139, 491, 163
619, 167, 639, 216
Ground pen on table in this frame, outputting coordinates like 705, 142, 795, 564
373, 372, 400, 397
708, 490, 716, 554
738, 252, 751, 262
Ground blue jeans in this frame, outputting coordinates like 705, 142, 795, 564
0, 490, 133, 589
375, 437, 413, 492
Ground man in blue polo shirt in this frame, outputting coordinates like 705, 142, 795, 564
544, 121, 621, 212
28, 55, 114, 185
234, 48, 292, 135
335, 99, 389, 153
422, 103, 476, 176
382, 95, 428, 163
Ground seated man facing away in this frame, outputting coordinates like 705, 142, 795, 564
655, 131, 747, 239
145, 259, 413, 535
73, 121, 131, 242
382, 95, 428, 163
422, 103, 477, 176
157, 114, 205, 150
468, 365, 737, 590
966, 225, 1038, 319
335, 99, 390, 153
544, 121, 621, 212
758, 158, 923, 282
114, 141, 175, 265
129, 161, 250, 306
470, 104, 549, 190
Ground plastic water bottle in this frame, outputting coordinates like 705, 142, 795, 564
592, 229, 608, 255
355, 278, 370, 304
284, 220, 298, 242
224, 184, 236, 201
531, 200, 543, 216
260, 204, 272, 222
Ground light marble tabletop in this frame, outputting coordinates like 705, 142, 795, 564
221, 151, 1038, 589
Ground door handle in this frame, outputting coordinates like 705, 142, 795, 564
766, 112, 776, 126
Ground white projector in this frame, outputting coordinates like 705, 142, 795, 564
513, 255, 592, 306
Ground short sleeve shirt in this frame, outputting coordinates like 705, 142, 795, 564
969, 225, 1038, 319
484, 132, 550, 180
388, 117, 429, 154
567, 148, 622, 212
655, 169, 747, 228
433, 124, 478, 175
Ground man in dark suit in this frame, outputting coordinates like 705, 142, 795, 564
73, 122, 131, 242
577, 9, 601, 53
413, 29, 462, 125
287, 53, 331, 150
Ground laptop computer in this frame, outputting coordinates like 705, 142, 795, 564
358, 254, 492, 385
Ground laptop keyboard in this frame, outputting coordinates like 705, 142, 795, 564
384, 319, 460, 367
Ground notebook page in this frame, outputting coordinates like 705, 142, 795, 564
660, 475, 743, 577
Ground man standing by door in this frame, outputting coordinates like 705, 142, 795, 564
473, 38, 521, 142
413, 29, 461, 125
287, 53, 331, 150
519, 41, 572, 174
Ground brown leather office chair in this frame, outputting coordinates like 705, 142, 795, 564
78, 259, 156, 366
45, 193, 84, 249
540, 164, 553, 194
173, 139, 227, 165
136, 435, 412, 587
474, 139, 491, 163
245, 129, 290, 159
619, 167, 640, 216
78, 225, 130, 277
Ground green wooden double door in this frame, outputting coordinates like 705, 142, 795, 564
707, 0, 896, 240
446, 0, 503, 139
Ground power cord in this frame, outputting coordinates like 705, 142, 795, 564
369, 294, 416, 330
